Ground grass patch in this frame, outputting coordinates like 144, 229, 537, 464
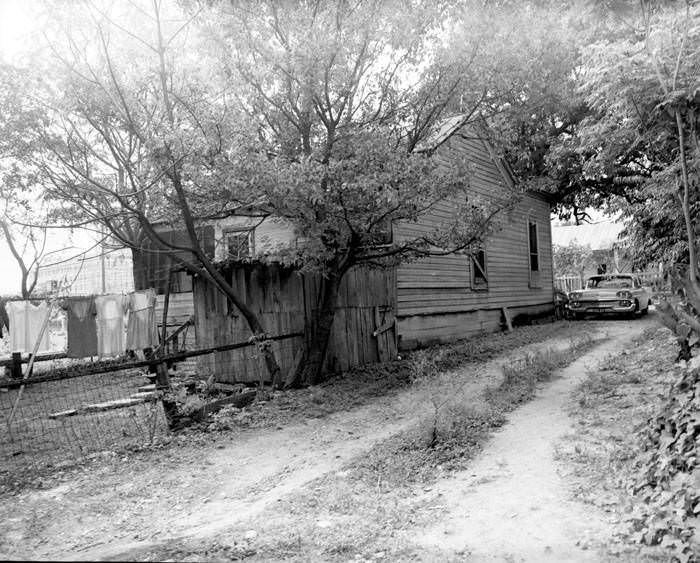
350, 332, 597, 489
192, 331, 601, 562
208, 321, 598, 432
126, 327, 603, 563
561, 326, 687, 561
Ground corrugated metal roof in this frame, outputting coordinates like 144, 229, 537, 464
551, 220, 626, 250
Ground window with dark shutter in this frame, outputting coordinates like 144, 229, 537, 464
471, 248, 488, 290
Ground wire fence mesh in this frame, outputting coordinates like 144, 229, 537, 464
1, 364, 168, 469
0, 335, 302, 473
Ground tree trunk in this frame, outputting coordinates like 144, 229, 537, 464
289, 272, 343, 387
676, 109, 698, 285
130, 247, 150, 291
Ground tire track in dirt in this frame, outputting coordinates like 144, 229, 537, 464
411, 320, 650, 562
4, 328, 607, 561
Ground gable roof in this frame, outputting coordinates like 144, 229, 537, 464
415, 113, 517, 191
415, 114, 471, 153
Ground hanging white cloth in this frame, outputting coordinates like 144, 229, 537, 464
6, 301, 51, 354
94, 294, 129, 358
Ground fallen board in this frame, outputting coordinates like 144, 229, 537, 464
49, 397, 154, 419
130, 391, 158, 400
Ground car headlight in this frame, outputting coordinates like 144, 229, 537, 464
569, 292, 581, 300
616, 290, 632, 299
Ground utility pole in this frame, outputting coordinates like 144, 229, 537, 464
101, 225, 106, 294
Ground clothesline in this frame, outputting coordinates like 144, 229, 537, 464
0, 289, 160, 359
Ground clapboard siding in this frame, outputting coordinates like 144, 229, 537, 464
396, 128, 554, 347
398, 301, 554, 350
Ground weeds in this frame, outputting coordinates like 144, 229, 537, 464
352, 331, 598, 489
486, 333, 595, 409
208, 322, 596, 433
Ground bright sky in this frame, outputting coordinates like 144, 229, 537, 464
1, 1, 31, 293
0, 0, 95, 295
0, 0, 33, 63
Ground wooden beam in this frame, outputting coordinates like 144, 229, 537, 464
0, 331, 304, 391
373, 319, 394, 337
502, 306, 513, 332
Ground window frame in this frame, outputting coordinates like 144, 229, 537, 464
470, 246, 489, 291
527, 218, 541, 288
223, 227, 255, 261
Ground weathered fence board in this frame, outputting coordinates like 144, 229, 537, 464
193, 264, 397, 383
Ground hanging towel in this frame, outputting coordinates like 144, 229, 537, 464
126, 289, 158, 351
6, 301, 51, 354
62, 297, 98, 358
94, 294, 129, 358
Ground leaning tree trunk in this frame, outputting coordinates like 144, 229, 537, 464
287, 272, 343, 388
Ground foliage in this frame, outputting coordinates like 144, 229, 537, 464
199, 323, 593, 432
351, 331, 597, 490
444, 0, 600, 222
553, 241, 594, 280
628, 366, 700, 561
538, 1, 700, 248
200, 0, 515, 385
0, 65, 56, 297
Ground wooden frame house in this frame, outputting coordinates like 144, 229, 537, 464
136, 114, 555, 381
395, 115, 555, 349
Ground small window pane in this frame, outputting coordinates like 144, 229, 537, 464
225, 230, 254, 260
528, 221, 539, 272
472, 249, 488, 288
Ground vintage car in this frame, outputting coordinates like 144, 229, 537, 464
568, 274, 651, 319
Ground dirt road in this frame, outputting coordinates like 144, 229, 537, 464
413, 322, 647, 561
0, 319, 652, 561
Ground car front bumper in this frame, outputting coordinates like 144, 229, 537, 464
568, 299, 636, 315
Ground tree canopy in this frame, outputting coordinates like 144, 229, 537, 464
3, 0, 697, 381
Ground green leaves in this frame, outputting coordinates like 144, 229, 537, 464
627, 367, 700, 557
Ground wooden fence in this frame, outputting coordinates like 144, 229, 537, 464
155, 292, 195, 351
193, 263, 397, 384
554, 276, 583, 293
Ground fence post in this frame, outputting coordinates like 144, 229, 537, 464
144, 347, 179, 431
10, 352, 21, 380
155, 361, 179, 429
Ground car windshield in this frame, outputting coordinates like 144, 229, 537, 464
585, 276, 633, 289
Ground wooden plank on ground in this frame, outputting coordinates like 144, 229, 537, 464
84, 398, 150, 412
49, 409, 77, 419
502, 306, 513, 332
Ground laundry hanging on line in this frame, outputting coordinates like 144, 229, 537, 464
61, 297, 98, 359
5, 300, 51, 354
94, 291, 161, 358
126, 289, 159, 351
2, 290, 161, 359
94, 294, 129, 358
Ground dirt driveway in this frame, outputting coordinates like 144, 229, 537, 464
0, 318, 653, 561
413, 324, 643, 561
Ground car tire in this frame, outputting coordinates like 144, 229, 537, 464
641, 305, 649, 316
633, 299, 641, 318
